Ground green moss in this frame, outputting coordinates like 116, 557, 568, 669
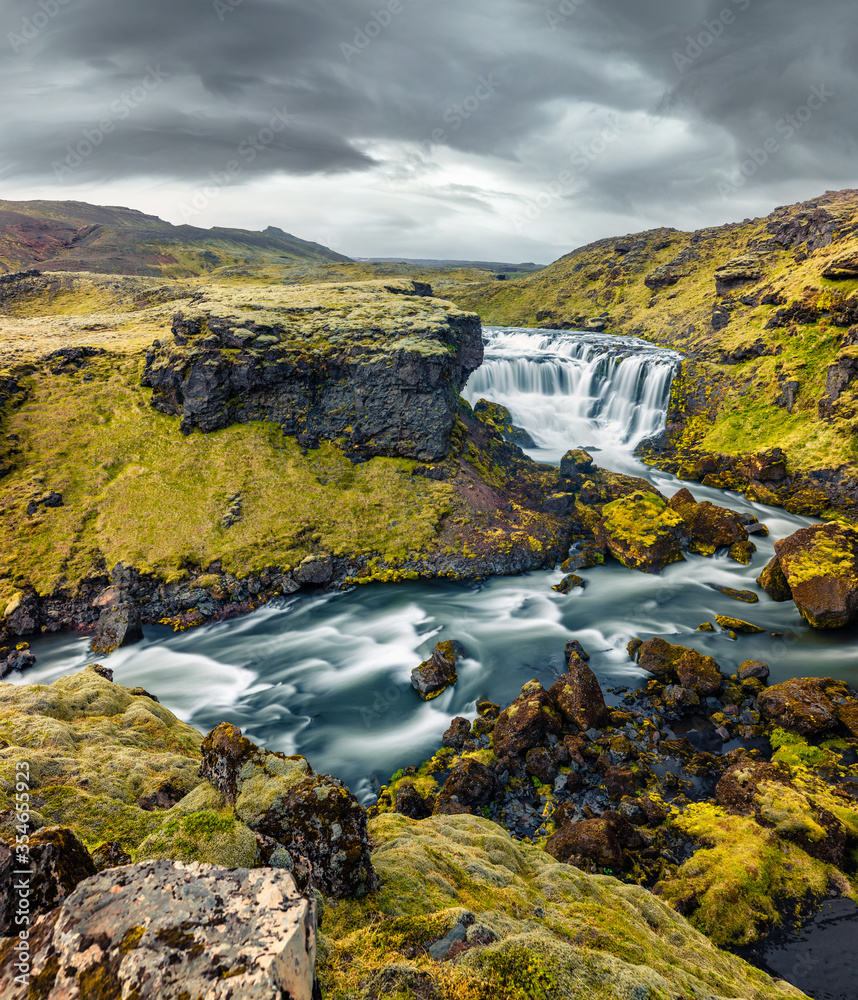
770, 729, 829, 768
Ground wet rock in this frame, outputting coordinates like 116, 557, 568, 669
738, 660, 770, 681
564, 639, 590, 661
669, 491, 751, 557
0, 860, 317, 1000
436, 758, 497, 815
0, 827, 96, 935
627, 638, 643, 660
198, 722, 376, 897
549, 657, 609, 731
605, 766, 637, 799
707, 584, 759, 603
411, 640, 463, 700
90, 842, 132, 871
637, 637, 684, 677
757, 677, 856, 736
715, 615, 766, 634
728, 540, 756, 564
525, 747, 558, 786
546, 813, 641, 871
756, 556, 793, 602
774, 522, 858, 628
696, 622, 716, 632
1, 645, 36, 678
597, 491, 687, 573
293, 554, 333, 585
90, 602, 144, 655
491, 680, 562, 758
552, 573, 586, 593
441, 716, 472, 749
663, 684, 701, 708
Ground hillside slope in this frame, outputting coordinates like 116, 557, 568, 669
449, 190, 858, 516
0, 199, 350, 277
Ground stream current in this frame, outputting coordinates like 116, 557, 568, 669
12, 327, 858, 806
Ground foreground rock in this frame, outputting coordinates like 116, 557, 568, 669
773, 522, 858, 628
757, 676, 858, 736
199, 722, 376, 897
0, 861, 316, 1000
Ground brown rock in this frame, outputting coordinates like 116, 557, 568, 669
545, 813, 641, 870
438, 758, 497, 811
394, 784, 431, 820
774, 522, 858, 628
715, 615, 766, 634
549, 657, 609, 730
637, 637, 685, 677
441, 717, 471, 749
605, 766, 637, 799
525, 747, 557, 786
756, 556, 793, 602
738, 660, 770, 681
674, 649, 724, 695
491, 680, 562, 758
411, 640, 463, 700
756, 677, 847, 735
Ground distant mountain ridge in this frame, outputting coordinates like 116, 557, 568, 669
359, 256, 543, 273
0, 199, 351, 277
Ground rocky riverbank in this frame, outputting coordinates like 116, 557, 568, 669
0, 667, 818, 999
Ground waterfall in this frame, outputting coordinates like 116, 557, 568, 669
463, 326, 681, 470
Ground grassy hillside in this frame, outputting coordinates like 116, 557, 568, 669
0, 199, 351, 277
447, 190, 858, 492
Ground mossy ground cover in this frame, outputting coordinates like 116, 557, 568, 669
318, 813, 805, 999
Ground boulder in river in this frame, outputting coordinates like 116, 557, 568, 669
774, 522, 858, 628
411, 639, 463, 700
597, 491, 688, 573
669, 489, 753, 559
90, 602, 144, 655
756, 555, 793, 602
715, 615, 766, 634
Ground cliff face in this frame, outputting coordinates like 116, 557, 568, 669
448, 189, 858, 516
141, 280, 484, 461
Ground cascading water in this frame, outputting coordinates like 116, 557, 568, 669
463, 327, 681, 470
12, 327, 858, 801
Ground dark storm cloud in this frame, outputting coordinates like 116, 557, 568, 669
0, 0, 855, 238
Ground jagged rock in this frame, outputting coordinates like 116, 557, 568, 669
411, 640, 462, 700
491, 680, 562, 758
473, 398, 535, 447
394, 783, 431, 820
90, 842, 132, 871
757, 677, 857, 736
668, 490, 750, 557
525, 747, 558, 785
0, 860, 317, 1000
757, 556, 793, 602
707, 584, 759, 603
551, 573, 586, 593
674, 649, 724, 696
198, 722, 376, 897
821, 251, 858, 279
774, 522, 858, 627
597, 491, 687, 573
441, 717, 472, 749
564, 639, 590, 661
142, 285, 483, 461
0, 646, 36, 678
293, 554, 333, 585
549, 657, 609, 731
715, 615, 766, 634
90, 602, 144, 655
0, 827, 96, 935
714, 255, 763, 294
637, 637, 684, 677
546, 813, 641, 870
819, 350, 858, 418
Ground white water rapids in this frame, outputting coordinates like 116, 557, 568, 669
15, 326, 858, 803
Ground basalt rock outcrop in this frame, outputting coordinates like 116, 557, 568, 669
142, 281, 483, 461
772, 521, 858, 628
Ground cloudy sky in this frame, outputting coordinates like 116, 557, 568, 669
1, 0, 856, 262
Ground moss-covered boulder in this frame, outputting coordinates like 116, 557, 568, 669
491, 680, 562, 758
411, 640, 462, 701
433, 758, 497, 816
597, 491, 688, 573
715, 615, 766, 634
0, 667, 203, 851
318, 812, 806, 999
757, 677, 858, 736
757, 555, 794, 602
198, 722, 376, 897
89, 603, 143, 655
668, 488, 753, 559
774, 522, 858, 628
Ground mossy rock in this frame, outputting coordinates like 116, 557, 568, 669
774, 522, 858, 628
597, 492, 687, 573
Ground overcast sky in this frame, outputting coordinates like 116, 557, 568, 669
1, 0, 856, 262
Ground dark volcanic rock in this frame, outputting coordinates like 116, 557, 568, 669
545, 813, 641, 871
491, 680, 562, 758
0, 827, 96, 935
756, 556, 793, 602
142, 290, 483, 461
435, 758, 497, 813
757, 677, 856, 736
441, 716, 472, 749
90, 602, 144, 655
0, 860, 317, 1000
549, 656, 609, 731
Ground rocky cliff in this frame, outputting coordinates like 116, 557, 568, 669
449, 189, 858, 517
